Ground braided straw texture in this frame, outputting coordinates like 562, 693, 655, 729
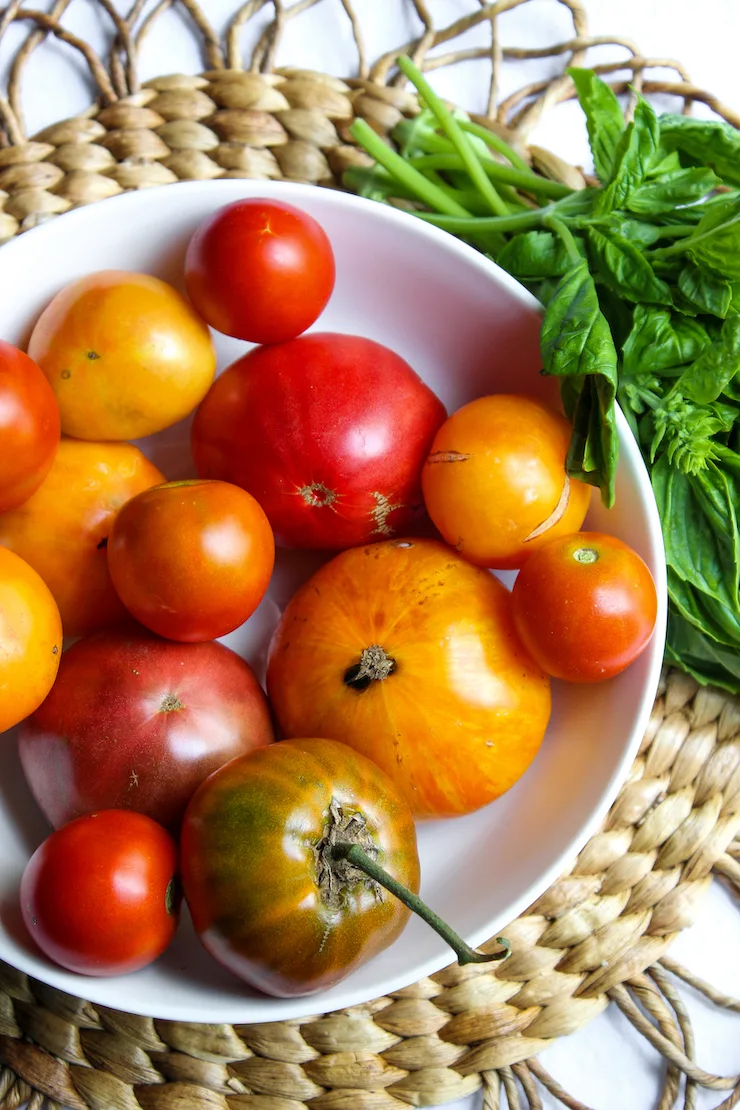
0, 3, 740, 1108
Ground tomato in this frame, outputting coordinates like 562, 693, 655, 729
107, 479, 275, 642
19, 629, 274, 832
511, 532, 658, 683
192, 334, 446, 549
0, 439, 164, 637
27, 270, 216, 441
181, 738, 419, 997
184, 198, 335, 343
0, 341, 60, 513
267, 538, 551, 817
20, 810, 179, 976
421, 394, 592, 570
0, 547, 62, 734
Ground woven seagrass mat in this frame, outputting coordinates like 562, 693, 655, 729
1, 3, 740, 1109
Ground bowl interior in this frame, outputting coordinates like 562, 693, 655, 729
0, 179, 666, 1022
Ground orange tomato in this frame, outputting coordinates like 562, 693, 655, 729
28, 270, 216, 441
267, 538, 551, 818
0, 440, 164, 637
108, 479, 275, 642
421, 394, 591, 570
0, 547, 62, 733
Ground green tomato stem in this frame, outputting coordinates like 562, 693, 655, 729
396, 56, 510, 218
349, 118, 472, 217
332, 842, 511, 967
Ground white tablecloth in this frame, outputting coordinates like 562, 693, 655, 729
7, 2, 740, 1108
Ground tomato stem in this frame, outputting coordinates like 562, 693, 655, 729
332, 842, 511, 966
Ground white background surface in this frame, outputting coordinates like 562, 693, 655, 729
3, 2, 740, 1108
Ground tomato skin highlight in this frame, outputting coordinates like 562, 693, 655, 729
184, 199, 335, 343
266, 538, 551, 818
0, 340, 60, 513
0, 547, 62, 734
20, 810, 179, 976
181, 738, 420, 997
421, 394, 591, 570
27, 270, 216, 441
108, 479, 275, 642
19, 629, 274, 832
0, 439, 165, 637
511, 531, 658, 682
191, 333, 447, 550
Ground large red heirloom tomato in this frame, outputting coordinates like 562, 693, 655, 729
191, 333, 446, 549
181, 738, 420, 997
19, 630, 274, 831
267, 538, 551, 817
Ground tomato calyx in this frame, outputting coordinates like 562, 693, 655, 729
159, 694, 184, 713
299, 482, 336, 508
344, 645, 397, 692
314, 799, 382, 911
573, 546, 599, 564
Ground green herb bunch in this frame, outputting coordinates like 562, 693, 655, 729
346, 59, 740, 692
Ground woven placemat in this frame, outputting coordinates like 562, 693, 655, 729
1, 3, 740, 1109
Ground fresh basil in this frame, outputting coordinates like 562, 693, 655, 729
678, 263, 733, 317
588, 225, 672, 305
567, 67, 626, 183
678, 316, 740, 402
626, 167, 720, 214
659, 114, 740, 186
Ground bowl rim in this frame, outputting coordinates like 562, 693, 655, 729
0, 178, 668, 1021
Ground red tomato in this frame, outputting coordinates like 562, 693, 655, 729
267, 538, 551, 817
20, 810, 179, 976
108, 480, 275, 642
422, 394, 592, 570
511, 532, 658, 682
0, 547, 62, 734
0, 340, 60, 512
192, 333, 446, 549
181, 738, 420, 997
184, 199, 335, 343
19, 630, 274, 832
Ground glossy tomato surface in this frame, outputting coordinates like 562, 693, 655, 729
422, 394, 592, 569
28, 270, 216, 441
184, 198, 335, 343
108, 479, 275, 642
511, 531, 659, 682
267, 538, 551, 817
181, 738, 420, 997
0, 439, 164, 637
0, 340, 60, 513
192, 333, 446, 549
19, 630, 274, 832
0, 547, 62, 734
21, 810, 179, 976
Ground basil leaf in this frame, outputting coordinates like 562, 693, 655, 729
597, 97, 660, 214
626, 167, 720, 215
678, 316, 740, 402
667, 569, 740, 650
659, 114, 740, 186
678, 262, 732, 318
588, 226, 672, 305
685, 195, 740, 279
614, 219, 665, 246
568, 68, 625, 183
623, 305, 710, 377
540, 258, 619, 504
646, 150, 682, 178
665, 609, 740, 692
496, 230, 584, 279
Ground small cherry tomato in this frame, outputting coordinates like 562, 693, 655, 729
108, 479, 275, 642
421, 394, 591, 570
27, 270, 216, 441
0, 547, 62, 734
20, 810, 180, 976
184, 198, 336, 343
511, 532, 658, 682
0, 340, 60, 513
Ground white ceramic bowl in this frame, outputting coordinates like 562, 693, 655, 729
0, 180, 666, 1022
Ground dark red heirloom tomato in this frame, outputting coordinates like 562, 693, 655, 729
191, 333, 446, 549
19, 630, 274, 832
21, 810, 179, 976
180, 738, 420, 997
0, 339, 60, 512
184, 198, 335, 343
511, 532, 658, 682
